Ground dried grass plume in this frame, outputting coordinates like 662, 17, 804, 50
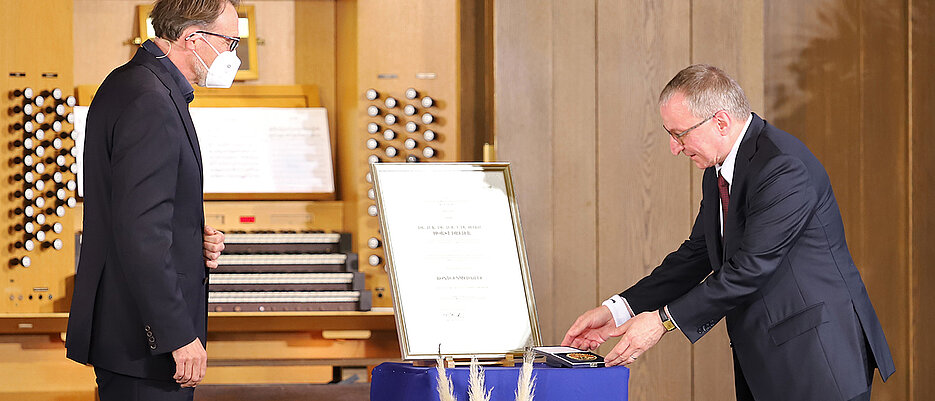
436, 355, 457, 401
514, 348, 536, 401
468, 356, 492, 401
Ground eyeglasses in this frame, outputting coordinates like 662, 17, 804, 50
663, 112, 719, 145
191, 30, 240, 52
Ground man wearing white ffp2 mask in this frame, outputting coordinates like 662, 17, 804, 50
186, 30, 241, 88
66, 1, 238, 400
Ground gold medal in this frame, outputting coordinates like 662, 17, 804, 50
566, 353, 598, 361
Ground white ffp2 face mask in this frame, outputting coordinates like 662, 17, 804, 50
191, 34, 241, 88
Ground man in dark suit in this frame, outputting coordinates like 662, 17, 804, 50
562, 64, 895, 401
65, 0, 238, 399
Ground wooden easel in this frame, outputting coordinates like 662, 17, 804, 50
412, 353, 518, 368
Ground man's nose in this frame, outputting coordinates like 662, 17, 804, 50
669, 136, 683, 156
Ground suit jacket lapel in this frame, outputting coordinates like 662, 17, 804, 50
169, 92, 204, 183
131, 49, 204, 185
722, 113, 765, 259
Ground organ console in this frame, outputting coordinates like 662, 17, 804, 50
207, 231, 370, 312
0, 2, 487, 397
3, 83, 78, 312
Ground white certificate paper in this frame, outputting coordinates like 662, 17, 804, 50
373, 163, 539, 359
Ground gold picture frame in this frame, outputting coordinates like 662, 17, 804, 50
371, 163, 541, 360
136, 4, 259, 81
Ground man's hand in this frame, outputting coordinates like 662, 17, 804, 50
171, 337, 207, 388
203, 225, 225, 269
561, 305, 618, 351
604, 310, 667, 366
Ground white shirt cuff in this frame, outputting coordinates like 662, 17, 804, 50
601, 294, 633, 327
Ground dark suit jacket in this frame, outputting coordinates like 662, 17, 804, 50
66, 48, 207, 379
621, 114, 895, 401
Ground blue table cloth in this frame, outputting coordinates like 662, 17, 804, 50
371, 362, 629, 401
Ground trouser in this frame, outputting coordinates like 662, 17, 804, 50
95, 367, 195, 401
732, 334, 875, 401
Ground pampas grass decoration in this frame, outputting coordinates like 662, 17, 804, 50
436, 355, 457, 401
468, 356, 492, 401
514, 348, 536, 401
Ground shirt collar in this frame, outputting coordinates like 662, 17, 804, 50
715, 114, 753, 185
141, 39, 195, 104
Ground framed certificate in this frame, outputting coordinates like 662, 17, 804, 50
371, 163, 540, 360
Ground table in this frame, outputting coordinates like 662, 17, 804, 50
371, 362, 629, 401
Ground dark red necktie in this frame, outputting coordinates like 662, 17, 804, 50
717, 171, 730, 219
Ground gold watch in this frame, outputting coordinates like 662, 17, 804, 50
659, 309, 677, 332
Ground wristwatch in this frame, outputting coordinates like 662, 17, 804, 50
659, 308, 677, 332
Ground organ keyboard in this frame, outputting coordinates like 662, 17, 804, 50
209, 231, 371, 312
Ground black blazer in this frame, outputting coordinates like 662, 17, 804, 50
66, 48, 207, 379
621, 114, 895, 401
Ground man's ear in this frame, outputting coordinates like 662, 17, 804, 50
177, 26, 201, 51
714, 110, 732, 134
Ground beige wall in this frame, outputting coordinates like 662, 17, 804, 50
73, 0, 295, 87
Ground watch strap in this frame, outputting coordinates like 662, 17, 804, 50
659, 308, 676, 332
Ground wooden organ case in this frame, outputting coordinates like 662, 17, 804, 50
1, 1, 77, 314
342, 0, 487, 308
0, 0, 487, 398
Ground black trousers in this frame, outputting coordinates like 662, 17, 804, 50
95, 367, 194, 401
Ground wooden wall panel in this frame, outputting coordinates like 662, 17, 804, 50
765, 0, 864, 270
858, 2, 909, 400
765, 0, 911, 399
689, 1, 765, 398
551, 0, 598, 345
495, 0, 765, 399
596, 1, 692, 400
493, 0, 556, 344
911, 0, 935, 399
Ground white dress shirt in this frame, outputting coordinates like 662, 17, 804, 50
602, 114, 753, 327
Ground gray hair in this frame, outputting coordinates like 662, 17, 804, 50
150, 0, 240, 41
658, 64, 751, 120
